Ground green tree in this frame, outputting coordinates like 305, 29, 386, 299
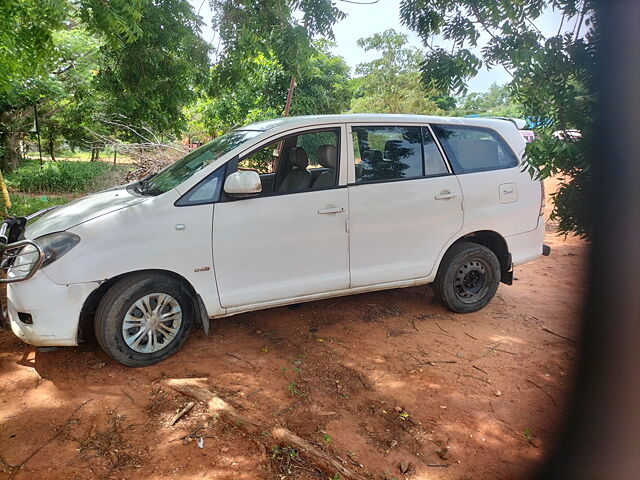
455, 83, 522, 117
95, 0, 210, 138
209, 0, 345, 86
0, 0, 147, 170
400, 0, 596, 237
195, 41, 352, 136
290, 40, 352, 116
37, 25, 106, 160
350, 29, 442, 115
203, 52, 286, 136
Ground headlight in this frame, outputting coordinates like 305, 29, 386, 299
35, 232, 81, 267
9, 243, 41, 276
6, 232, 80, 279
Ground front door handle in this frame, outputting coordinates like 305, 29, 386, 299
434, 190, 458, 200
318, 206, 345, 215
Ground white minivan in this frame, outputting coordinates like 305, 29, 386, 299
1, 114, 548, 366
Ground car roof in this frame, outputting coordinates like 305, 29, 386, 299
239, 113, 521, 133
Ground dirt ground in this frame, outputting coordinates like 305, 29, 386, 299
0, 181, 587, 480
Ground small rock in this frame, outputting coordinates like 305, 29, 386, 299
255, 330, 262, 335
494, 390, 502, 397
196, 437, 204, 449
390, 439, 398, 448
438, 446, 450, 460
399, 460, 410, 473
90, 362, 105, 370
221, 446, 229, 453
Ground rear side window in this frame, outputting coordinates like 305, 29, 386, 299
431, 125, 519, 174
352, 126, 423, 183
422, 127, 449, 176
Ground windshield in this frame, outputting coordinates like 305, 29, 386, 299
139, 130, 262, 195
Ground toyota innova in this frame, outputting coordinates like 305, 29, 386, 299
1, 114, 549, 366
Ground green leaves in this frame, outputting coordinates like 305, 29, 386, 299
210, 0, 345, 88
95, 0, 211, 137
350, 29, 442, 115
420, 47, 482, 95
79, 0, 146, 44
199, 40, 351, 136
0, 0, 68, 96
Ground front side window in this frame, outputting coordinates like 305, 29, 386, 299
237, 128, 340, 195
353, 126, 423, 183
139, 129, 261, 195
431, 125, 519, 174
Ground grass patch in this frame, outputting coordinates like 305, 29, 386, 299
5, 159, 128, 194
6, 193, 74, 218
54, 149, 92, 160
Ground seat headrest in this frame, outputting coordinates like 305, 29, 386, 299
362, 149, 383, 164
384, 139, 406, 160
316, 145, 337, 169
288, 147, 308, 169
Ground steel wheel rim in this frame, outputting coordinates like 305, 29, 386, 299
122, 293, 183, 354
454, 259, 488, 304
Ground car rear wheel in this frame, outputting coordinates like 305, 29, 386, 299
95, 273, 194, 367
433, 242, 501, 313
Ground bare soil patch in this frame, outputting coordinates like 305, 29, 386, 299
0, 227, 586, 480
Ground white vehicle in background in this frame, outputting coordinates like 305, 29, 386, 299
1, 114, 549, 366
520, 129, 536, 143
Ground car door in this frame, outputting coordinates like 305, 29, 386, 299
213, 125, 349, 309
347, 123, 464, 287
430, 123, 541, 236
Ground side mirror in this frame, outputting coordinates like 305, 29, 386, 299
223, 170, 262, 196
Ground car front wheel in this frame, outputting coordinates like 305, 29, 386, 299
95, 273, 194, 367
433, 241, 501, 313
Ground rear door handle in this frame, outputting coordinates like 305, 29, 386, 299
317, 206, 345, 215
434, 190, 458, 200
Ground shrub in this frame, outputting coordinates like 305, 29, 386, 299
6, 194, 74, 218
4, 160, 127, 194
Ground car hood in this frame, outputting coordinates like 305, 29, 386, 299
25, 186, 147, 239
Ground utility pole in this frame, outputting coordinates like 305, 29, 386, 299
283, 75, 297, 117
274, 75, 298, 170
33, 104, 43, 167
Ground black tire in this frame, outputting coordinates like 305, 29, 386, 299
94, 273, 194, 367
433, 241, 501, 313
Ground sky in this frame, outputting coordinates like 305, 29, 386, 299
189, 0, 566, 93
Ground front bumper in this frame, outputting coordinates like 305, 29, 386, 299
7, 271, 100, 346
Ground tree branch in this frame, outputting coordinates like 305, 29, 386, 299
573, 0, 587, 42
557, 12, 566, 36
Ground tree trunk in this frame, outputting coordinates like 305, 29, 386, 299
166, 379, 367, 480
48, 135, 56, 162
1, 111, 22, 172
1, 131, 23, 172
